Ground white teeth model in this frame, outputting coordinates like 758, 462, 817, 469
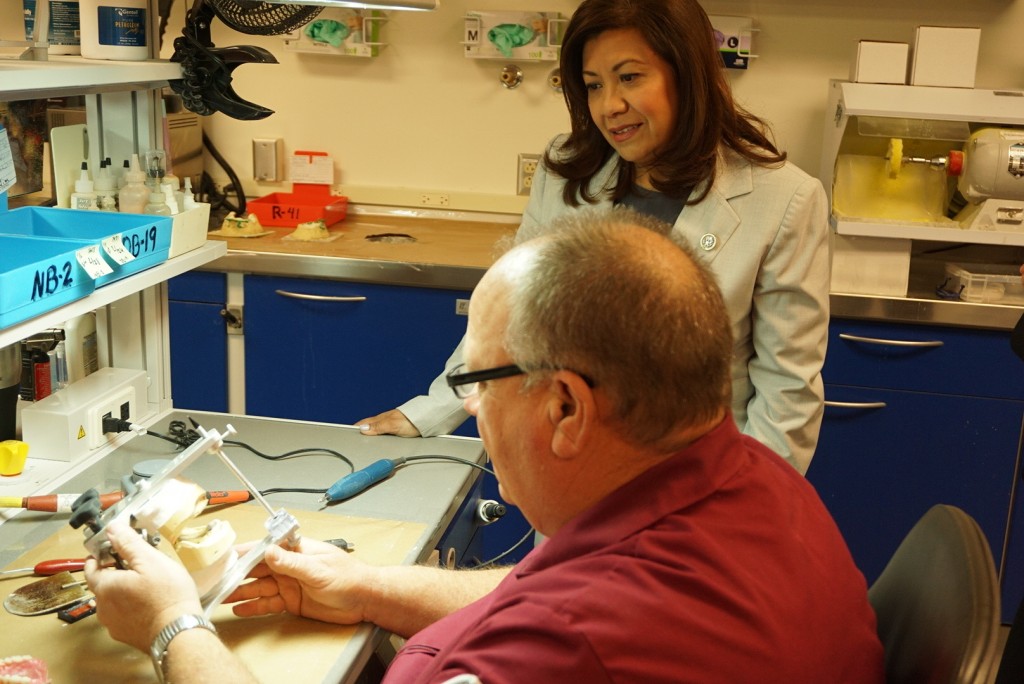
178, 520, 239, 596
0, 656, 49, 684
133, 479, 208, 544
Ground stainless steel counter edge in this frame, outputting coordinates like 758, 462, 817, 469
204, 250, 1023, 330
831, 292, 1023, 331
204, 250, 489, 291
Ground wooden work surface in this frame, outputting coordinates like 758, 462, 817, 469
0, 504, 425, 683
208, 213, 517, 270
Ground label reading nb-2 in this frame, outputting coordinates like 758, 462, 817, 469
32, 262, 74, 301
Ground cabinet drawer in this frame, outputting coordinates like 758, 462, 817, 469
244, 275, 470, 424
824, 318, 1024, 400
168, 271, 226, 304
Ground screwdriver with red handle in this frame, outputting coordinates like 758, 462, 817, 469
0, 558, 87, 579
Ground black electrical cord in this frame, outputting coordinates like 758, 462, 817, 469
201, 131, 247, 215
404, 454, 496, 477
475, 526, 535, 569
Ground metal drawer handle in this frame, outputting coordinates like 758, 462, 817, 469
274, 289, 367, 303
824, 400, 887, 409
838, 333, 944, 348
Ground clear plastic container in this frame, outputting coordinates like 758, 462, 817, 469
944, 262, 1024, 304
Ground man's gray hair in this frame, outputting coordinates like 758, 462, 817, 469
503, 207, 733, 444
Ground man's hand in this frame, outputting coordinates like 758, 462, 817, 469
225, 538, 377, 625
355, 409, 421, 437
84, 522, 204, 652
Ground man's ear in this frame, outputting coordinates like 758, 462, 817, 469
547, 371, 595, 459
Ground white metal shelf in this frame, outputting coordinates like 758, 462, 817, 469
833, 217, 1024, 246
831, 80, 1024, 125
0, 57, 181, 101
0, 241, 226, 348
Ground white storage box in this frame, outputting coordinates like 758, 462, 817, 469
851, 41, 908, 85
831, 234, 912, 297
910, 26, 980, 88
168, 203, 211, 258
944, 262, 1024, 304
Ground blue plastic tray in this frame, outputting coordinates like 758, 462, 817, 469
0, 234, 96, 329
0, 207, 173, 286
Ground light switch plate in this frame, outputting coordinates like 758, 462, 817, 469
253, 138, 284, 181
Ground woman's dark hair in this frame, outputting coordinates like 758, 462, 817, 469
546, 0, 786, 206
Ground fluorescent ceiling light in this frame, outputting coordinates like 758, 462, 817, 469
262, 0, 438, 9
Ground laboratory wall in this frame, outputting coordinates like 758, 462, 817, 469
160, 0, 1024, 213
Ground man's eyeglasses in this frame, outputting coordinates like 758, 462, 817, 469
445, 363, 595, 399
445, 363, 525, 399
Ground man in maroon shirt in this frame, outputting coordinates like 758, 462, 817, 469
86, 208, 885, 683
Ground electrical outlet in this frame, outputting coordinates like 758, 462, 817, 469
85, 387, 137, 449
517, 153, 540, 196
421, 193, 450, 207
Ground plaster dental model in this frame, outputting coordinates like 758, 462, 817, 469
132, 478, 238, 597
286, 219, 330, 241
218, 212, 266, 235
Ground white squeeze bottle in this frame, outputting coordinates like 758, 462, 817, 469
182, 176, 198, 210
118, 154, 149, 214
94, 159, 117, 211
144, 188, 171, 216
69, 162, 98, 210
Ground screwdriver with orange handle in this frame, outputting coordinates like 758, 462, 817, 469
0, 489, 252, 513
0, 558, 87, 579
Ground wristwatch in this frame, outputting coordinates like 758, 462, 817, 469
150, 613, 217, 683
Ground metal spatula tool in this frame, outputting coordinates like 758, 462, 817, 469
3, 571, 89, 616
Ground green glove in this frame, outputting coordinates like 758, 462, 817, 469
305, 20, 350, 48
487, 24, 536, 58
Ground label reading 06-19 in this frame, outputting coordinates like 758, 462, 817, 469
122, 226, 160, 258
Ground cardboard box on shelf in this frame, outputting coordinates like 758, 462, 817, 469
850, 40, 908, 84
910, 26, 980, 88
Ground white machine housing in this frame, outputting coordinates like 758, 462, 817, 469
820, 80, 1024, 297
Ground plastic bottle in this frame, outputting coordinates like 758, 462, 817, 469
144, 189, 171, 216
118, 154, 149, 214
61, 312, 99, 384
161, 183, 179, 215
117, 158, 131, 191
182, 177, 198, 210
94, 159, 117, 211
79, 0, 149, 61
44, 0, 83, 55
69, 162, 98, 210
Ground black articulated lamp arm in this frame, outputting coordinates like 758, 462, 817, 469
169, 0, 322, 120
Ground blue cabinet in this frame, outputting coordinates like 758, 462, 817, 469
243, 275, 471, 423
167, 272, 229, 413
807, 319, 1024, 620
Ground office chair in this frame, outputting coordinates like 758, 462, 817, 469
868, 504, 1001, 684
994, 595, 1024, 683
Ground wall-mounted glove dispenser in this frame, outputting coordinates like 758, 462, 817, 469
462, 11, 566, 62
284, 9, 387, 58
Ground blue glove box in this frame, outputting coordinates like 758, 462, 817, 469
0, 207, 172, 287
0, 234, 95, 329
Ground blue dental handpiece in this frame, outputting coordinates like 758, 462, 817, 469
321, 458, 405, 504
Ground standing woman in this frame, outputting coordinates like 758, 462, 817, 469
358, 0, 830, 474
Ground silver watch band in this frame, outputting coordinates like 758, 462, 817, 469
149, 613, 217, 684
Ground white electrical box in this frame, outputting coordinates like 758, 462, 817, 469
21, 367, 149, 462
